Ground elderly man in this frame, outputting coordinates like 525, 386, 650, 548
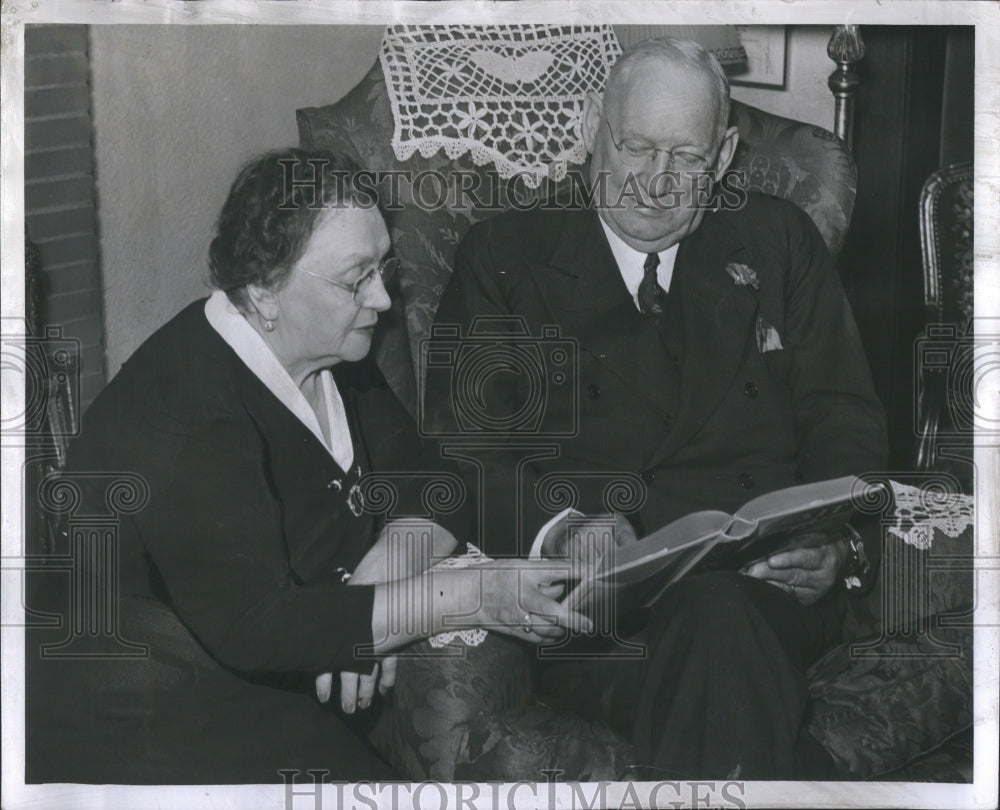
426, 38, 888, 779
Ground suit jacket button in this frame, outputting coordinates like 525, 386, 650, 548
640, 470, 655, 483
744, 381, 759, 399
739, 472, 755, 489
586, 383, 601, 400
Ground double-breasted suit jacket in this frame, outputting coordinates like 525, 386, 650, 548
427, 193, 888, 557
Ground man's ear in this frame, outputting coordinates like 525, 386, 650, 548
581, 91, 604, 153
713, 125, 740, 179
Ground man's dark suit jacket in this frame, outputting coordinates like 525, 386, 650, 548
427, 193, 889, 558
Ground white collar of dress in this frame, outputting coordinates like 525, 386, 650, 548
204, 290, 354, 471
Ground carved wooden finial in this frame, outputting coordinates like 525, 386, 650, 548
828, 25, 866, 149
828, 24, 866, 65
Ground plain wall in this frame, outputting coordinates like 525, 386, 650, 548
91, 24, 838, 377
90, 25, 386, 375
730, 26, 836, 132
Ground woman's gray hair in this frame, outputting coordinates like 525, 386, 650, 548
604, 36, 731, 146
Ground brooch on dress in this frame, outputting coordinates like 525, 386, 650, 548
725, 262, 760, 290
328, 466, 366, 517
347, 466, 365, 517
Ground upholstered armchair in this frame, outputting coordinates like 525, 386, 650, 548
297, 28, 973, 782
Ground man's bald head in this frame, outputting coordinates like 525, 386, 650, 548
603, 37, 731, 148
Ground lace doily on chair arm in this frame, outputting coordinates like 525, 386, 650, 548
887, 481, 974, 550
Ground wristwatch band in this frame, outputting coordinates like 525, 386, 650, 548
841, 523, 870, 590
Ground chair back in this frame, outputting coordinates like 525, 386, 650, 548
919, 162, 974, 328
914, 162, 974, 484
24, 233, 81, 555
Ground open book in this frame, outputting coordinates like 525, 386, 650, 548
529, 475, 882, 617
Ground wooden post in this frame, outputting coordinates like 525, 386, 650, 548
828, 25, 866, 149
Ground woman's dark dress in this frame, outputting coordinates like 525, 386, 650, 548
26, 300, 462, 783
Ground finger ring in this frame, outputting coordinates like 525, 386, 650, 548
521, 613, 533, 633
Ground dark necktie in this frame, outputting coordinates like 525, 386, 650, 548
637, 252, 665, 317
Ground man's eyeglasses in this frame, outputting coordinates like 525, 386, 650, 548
296, 256, 400, 305
604, 115, 712, 172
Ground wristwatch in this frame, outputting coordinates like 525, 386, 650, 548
840, 523, 870, 590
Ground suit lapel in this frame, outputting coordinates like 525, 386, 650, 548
530, 210, 677, 419
652, 212, 761, 463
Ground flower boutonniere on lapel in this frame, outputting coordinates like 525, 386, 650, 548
724, 262, 760, 291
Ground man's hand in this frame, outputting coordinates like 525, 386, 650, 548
742, 533, 847, 605
315, 657, 398, 712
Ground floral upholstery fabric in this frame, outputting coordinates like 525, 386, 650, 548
369, 634, 633, 782
806, 630, 972, 779
840, 521, 976, 646
727, 101, 857, 256
300, 56, 971, 782
880, 728, 974, 783
805, 520, 975, 779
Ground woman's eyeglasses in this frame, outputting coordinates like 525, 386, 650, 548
296, 256, 400, 305
604, 115, 712, 172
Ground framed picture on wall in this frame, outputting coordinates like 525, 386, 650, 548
731, 25, 787, 87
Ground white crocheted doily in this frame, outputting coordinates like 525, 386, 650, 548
887, 481, 974, 550
380, 25, 622, 189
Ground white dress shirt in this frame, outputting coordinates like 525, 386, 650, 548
204, 290, 355, 472
598, 217, 679, 310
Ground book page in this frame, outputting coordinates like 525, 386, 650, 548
597, 510, 733, 574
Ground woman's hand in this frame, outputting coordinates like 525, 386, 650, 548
318, 519, 454, 708
365, 534, 592, 654
315, 656, 398, 712
467, 559, 593, 642
742, 533, 847, 605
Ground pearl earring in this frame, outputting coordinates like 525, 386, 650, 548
263, 318, 276, 332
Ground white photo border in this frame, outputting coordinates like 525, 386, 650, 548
2, 2, 997, 809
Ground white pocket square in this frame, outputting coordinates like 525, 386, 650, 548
756, 316, 784, 352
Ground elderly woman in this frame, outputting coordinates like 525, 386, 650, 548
26, 149, 588, 784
